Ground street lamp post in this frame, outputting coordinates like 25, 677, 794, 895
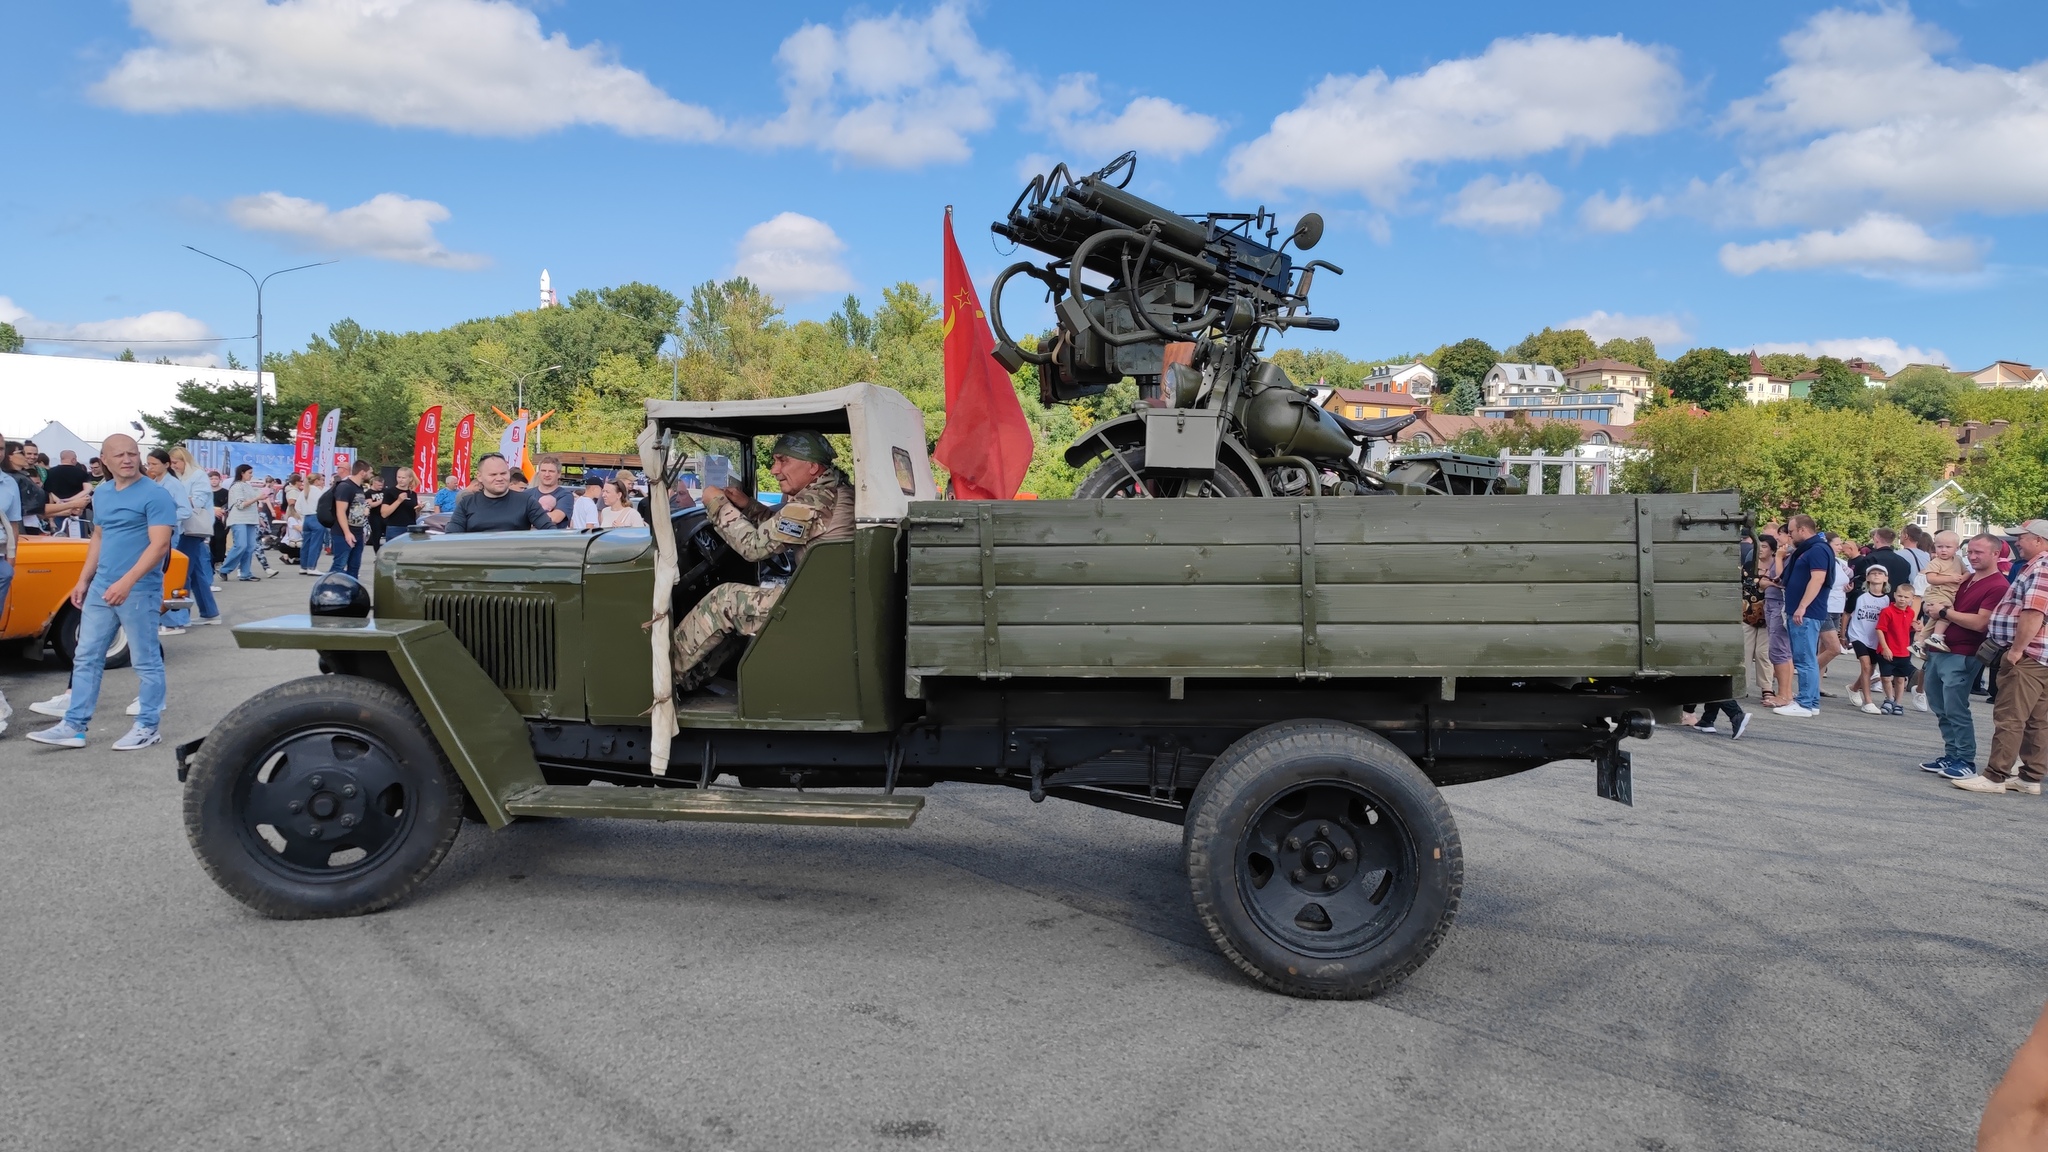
185, 247, 337, 443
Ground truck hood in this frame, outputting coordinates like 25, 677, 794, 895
379, 530, 594, 585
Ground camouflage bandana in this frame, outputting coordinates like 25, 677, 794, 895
769, 431, 836, 465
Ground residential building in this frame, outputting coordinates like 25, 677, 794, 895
1476, 389, 1637, 426
1742, 351, 1794, 404
1359, 361, 1437, 399
1322, 387, 1427, 421
1397, 413, 1635, 451
1911, 479, 2004, 538
1968, 360, 2048, 389
1481, 362, 1564, 405
1563, 358, 1654, 400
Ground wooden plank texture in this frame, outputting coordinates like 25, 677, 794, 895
907, 583, 1730, 626
911, 542, 1644, 587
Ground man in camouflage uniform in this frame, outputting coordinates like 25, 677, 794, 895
672, 431, 856, 687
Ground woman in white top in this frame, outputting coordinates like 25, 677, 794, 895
1818, 533, 1855, 681
598, 476, 646, 528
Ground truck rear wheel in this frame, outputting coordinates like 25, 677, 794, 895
1184, 720, 1461, 998
183, 675, 465, 919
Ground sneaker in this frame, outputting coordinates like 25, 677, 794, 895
2012, 779, 2044, 796
194, 615, 221, 626
1912, 691, 1930, 712
1691, 724, 1719, 735
237, 577, 259, 583
262, 567, 279, 579
1860, 701, 1881, 715
26, 722, 86, 748
1849, 689, 1866, 707
110, 724, 160, 752
1921, 757, 1953, 773
210, 583, 223, 591
1925, 634, 1950, 653
1940, 761, 1979, 780
1730, 714, 1752, 740
1774, 703, 1818, 717
123, 699, 166, 717
301, 569, 318, 576
29, 691, 71, 717
158, 625, 187, 636
1953, 774, 2013, 794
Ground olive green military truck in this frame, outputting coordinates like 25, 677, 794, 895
178, 383, 1744, 999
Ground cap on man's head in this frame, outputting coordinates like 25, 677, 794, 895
2020, 519, 2048, 540
769, 430, 836, 465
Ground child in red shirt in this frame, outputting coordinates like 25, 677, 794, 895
1876, 586, 1918, 716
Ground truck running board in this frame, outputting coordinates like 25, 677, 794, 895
499, 784, 925, 828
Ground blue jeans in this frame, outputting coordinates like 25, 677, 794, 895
329, 529, 365, 578
1925, 651, 1982, 766
300, 523, 327, 571
177, 535, 218, 620
0, 556, 12, 623
223, 523, 260, 579
65, 580, 166, 733
1788, 612, 1822, 709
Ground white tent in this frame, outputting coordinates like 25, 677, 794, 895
0, 353, 272, 446
28, 421, 95, 462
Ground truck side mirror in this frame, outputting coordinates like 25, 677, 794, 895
1289, 213, 1324, 252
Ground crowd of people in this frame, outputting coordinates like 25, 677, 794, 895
0, 442, 655, 751
1718, 513, 2048, 796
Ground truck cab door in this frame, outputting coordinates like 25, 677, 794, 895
736, 527, 902, 732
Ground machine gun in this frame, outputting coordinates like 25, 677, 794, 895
988, 153, 1511, 498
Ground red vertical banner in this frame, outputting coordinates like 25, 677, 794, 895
412, 406, 442, 492
291, 404, 319, 477
450, 414, 477, 488
933, 206, 1033, 500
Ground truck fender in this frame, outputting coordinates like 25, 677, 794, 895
1063, 416, 1272, 496
226, 614, 544, 828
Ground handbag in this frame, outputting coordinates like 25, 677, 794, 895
1742, 597, 1766, 628
1976, 638, 2009, 668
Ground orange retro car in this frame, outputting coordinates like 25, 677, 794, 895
1, 535, 193, 668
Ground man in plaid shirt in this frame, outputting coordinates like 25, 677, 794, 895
1957, 519, 2048, 795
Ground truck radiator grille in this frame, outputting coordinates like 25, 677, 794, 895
422, 592, 557, 692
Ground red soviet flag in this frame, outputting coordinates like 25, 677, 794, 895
934, 207, 1033, 500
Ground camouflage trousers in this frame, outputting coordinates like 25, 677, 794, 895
673, 582, 784, 681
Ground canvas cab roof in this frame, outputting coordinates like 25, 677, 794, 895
637, 382, 939, 522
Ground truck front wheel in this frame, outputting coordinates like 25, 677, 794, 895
1184, 720, 1462, 998
183, 675, 465, 919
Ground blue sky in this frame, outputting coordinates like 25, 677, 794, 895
4, 0, 2046, 374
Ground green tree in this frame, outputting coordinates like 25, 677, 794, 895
1596, 336, 1661, 374
117, 348, 136, 362
1663, 348, 1746, 411
140, 379, 295, 444
1429, 337, 1499, 384
1959, 423, 2048, 526
1760, 352, 1816, 379
1882, 364, 1974, 422
0, 322, 22, 353
1503, 327, 1598, 370
1807, 356, 1875, 411
1444, 379, 1483, 415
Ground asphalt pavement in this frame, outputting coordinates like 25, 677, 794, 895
1, 569, 2042, 1152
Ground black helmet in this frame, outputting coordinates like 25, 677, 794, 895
309, 572, 372, 619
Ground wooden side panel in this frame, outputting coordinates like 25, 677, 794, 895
902, 494, 1745, 681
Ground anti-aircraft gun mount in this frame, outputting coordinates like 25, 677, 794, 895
988, 153, 1512, 499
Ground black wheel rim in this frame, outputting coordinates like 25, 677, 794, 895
1097, 473, 1239, 498
230, 726, 420, 880
1236, 780, 1418, 957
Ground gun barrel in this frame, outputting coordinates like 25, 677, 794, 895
1068, 180, 1209, 253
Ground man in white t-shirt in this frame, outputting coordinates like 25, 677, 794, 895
570, 478, 602, 531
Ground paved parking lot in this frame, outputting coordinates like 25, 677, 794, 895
1, 572, 2041, 1151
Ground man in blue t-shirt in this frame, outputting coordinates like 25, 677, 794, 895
27, 434, 180, 751
1779, 513, 1837, 716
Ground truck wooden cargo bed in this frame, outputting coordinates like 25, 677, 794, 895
905, 494, 1744, 689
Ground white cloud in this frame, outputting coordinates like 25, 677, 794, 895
1718, 8, 2048, 226
1579, 190, 1665, 233
1034, 75, 1222, 162
226, 191, 487, 269
95, 0, 720, 140
1560, 310, 1692, 349
1747, 338, 1947, 375
1224, 34, 1682, 201
752, 5, 1017, 167
1718, 212, 1985, 278
732, 213, 855, 298
1440, 173, 1561, 232
0, 295, 224, 363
